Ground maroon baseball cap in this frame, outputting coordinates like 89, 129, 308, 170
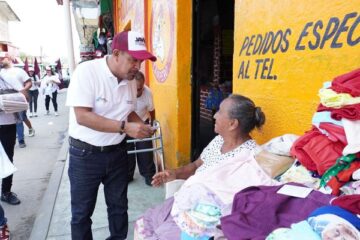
111, 31, 157, 62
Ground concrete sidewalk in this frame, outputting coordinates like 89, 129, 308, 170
30, 104, 165, 240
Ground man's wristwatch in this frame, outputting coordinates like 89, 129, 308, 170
119, 121, 126, 134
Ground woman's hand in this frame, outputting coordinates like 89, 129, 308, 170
151, 169, 176, 187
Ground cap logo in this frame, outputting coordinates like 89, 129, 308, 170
135, 37, 145, 46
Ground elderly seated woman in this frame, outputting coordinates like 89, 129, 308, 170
134, 94, 279, 239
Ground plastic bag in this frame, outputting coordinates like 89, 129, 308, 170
0, 142, 17, 179
255, 150, 295, 178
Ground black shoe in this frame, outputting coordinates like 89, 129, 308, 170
145, 177, 152, 186
19, 140, 26, 148
1, 192, 21, 205
128, 176, 134, 183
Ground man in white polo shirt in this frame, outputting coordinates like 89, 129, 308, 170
66, 31, 156, 240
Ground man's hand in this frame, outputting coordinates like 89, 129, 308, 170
151, 170, 176, 187
124, 122, 155, 139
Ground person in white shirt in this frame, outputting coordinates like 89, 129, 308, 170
41, 66, 60, 116
66, 30, 157, 240
28, 67, 40, 117
0, 56, 32, 205
127, 71, 156, 186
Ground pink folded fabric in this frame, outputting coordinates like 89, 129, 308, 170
290, 127, 345, 175
331, 68, 360, 97
317, 103, 360, 120
318, 122, 347, 145
331, 194, 360, 214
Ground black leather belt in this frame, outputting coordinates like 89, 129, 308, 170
69, 137, 126, 153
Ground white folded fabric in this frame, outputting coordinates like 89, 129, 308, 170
342, 118, 360, 155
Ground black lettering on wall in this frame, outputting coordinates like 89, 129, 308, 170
309, 20, 323, 50
262, 31, 274, 54
272, 30, 283, 54
253, 34, 263, 55
295, 22, 313, 50
348, 15, 360, 46
246, 35, 255, 56
281, 28, 291, 52
331, 12, 357, 48
239, 37, 250, 56
320, 17, 339, 49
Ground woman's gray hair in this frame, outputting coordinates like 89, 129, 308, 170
227, 94, 265, 134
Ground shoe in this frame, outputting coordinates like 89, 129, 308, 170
45, 111, 50, 115
29, 128, 35, 137
34, 112, 38, 117
1, 192, 21, 205
19, 141, 26, 148
29, 112, 33, 118
54, 111, 59, 116
0, 224, 10, 240
145, 177, 152, 186
128, 176, 134, 183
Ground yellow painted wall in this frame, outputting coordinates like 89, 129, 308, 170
148, 0, 192, 168
233, 0, 360, 143
115, 0, 192, 168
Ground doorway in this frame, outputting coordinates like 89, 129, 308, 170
191, 0, 234, 160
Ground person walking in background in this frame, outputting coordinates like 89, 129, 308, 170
66, 30, 156, 240
0, 204, 9, 240
0, 56, 31, 205
41, 66, 60, 116
127, 71, 156, 186
16, 111, 35, 148
27, 67, 40, 117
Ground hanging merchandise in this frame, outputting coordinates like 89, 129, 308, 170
205, 86, 224, 111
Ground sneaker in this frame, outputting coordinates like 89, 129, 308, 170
54, 111, 59, 116
45, 111, 50, 115
29, 128, 35, 137
1, 192, 21, 205
29, 112, 33, 118
0, 224, 10, 240
19, 141, 26, 148
34, 112, 38, 117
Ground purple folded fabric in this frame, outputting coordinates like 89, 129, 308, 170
139, 197, 181, 240
220, 183, 333, 240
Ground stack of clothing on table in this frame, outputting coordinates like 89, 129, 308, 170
219, 69, 360, 240
290, 68, 360, 196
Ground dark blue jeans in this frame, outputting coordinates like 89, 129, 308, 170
0, 204, 6, 226
16, 111, 27, 143
127, 137, 156, 179
68, 144, 129, 240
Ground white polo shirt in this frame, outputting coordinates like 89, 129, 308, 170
135, 85, 154, 121
0, 67, 29, 125
66, 57, 137, 146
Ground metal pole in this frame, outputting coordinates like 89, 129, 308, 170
63, 0, 76, 74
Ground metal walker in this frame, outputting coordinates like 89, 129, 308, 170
126, 120, 165, 173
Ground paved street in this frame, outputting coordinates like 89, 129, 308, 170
2, 89, 69, 240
